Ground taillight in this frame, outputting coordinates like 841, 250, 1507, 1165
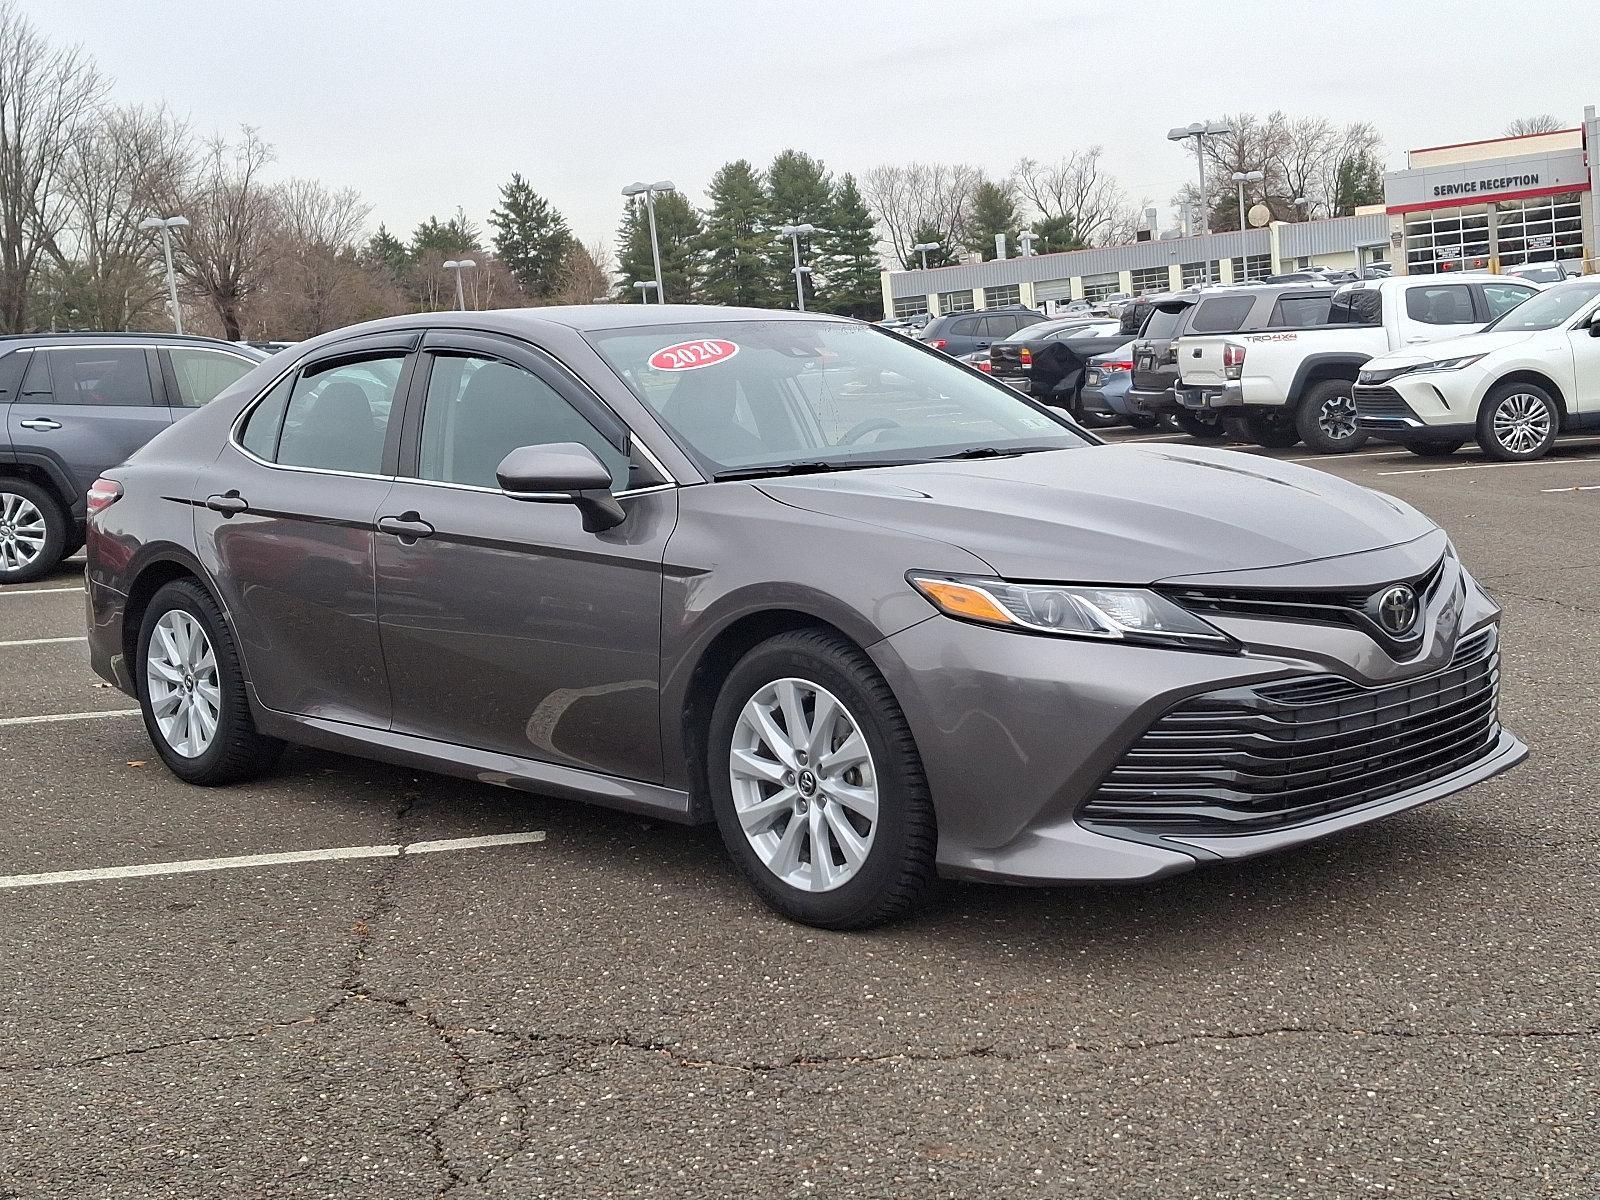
1019, 347, 1033, 366
977, 360, 992, 372
1102, 360, 1134, 372
87, 478, 122, 515
1222, 343, 1246, 380
928, 338, 947, 350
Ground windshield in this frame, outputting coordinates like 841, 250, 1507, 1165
586, 319, 1088, 477
1483, 281, 1600, 332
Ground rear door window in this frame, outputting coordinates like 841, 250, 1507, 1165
272, 355, 407, 474
1405, 285, 1475, 325
1268, 294, 1333, 327
1187, 295, 1256, 334
1328, 287, 1383, 325
1481, 283, 1536, 320
41, 348, 155, 405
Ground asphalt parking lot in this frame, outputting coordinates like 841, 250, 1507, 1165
2, 431, 1597, 1200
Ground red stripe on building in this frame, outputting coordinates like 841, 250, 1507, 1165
1387, 182, 1590, 217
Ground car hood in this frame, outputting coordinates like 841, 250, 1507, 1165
1366, 329, 1535, 371
757, 444, 1435, 584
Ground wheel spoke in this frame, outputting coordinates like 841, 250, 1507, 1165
807, 803, 834, 891
730, 747, 787, 785
820, 730, 868, 774
827, 781, 879, 822
150, 688, 182, 717
736, 787, 797, 835
806, 691, 838, 758
775, 680, 810, 751
824, 804, 870, 869
750, 704, 797, 768
767, 810, 807, 877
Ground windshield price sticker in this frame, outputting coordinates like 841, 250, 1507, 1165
649, 339, 740, 372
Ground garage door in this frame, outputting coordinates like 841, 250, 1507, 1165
1033, 278, 1073, 303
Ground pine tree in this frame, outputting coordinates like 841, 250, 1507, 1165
1332, 152, 1385, 216
698, 160, 780, 308
489, 174, 575, 300
410, 209, 482, 258
819, 173, 882, 318
908, 223, 958, 268
1029, 213, 1084, 254
966, 181, 1021, 261
767, 150, 833, 309
615, 190, 701, 303
363, 224, 409, 279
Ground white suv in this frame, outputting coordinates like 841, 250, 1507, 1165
1354, 277, 1600, 460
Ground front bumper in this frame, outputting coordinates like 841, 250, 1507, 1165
869, 562, 1521, 886
1354, 379, 1477, 442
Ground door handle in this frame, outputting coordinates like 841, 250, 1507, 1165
377, 513, 434, 541
205, 492, 248, 516
19, 417, 61, 431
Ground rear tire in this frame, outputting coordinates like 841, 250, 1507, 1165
1405, 440, 1465, 458
136, 579, 284, 785
1174, 411, 1226, 440
1476, 382, 1558, 461
1296, 379, 1369, 454
707, 629, 936, 930
1241, 410, 1301, 449
1078, 410, 1120, 429
1127, 413, 1160, 429
0, 479, 67, 585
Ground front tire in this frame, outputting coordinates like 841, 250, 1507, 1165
0, 480, 66, 584
1296, 379, 1369, 453
1174, 411, 1226, 440
707, 629, 936, 929
1477, 383, 1557, 461
137, 579, 284, 784
1239, 410, 1300, 449
1405, 439, 1465, 458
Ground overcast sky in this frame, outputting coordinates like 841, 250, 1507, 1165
26, 0, 1600, 254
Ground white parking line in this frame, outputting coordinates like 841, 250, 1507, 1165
0, 585, 84, 596
0, 830, 548, 891
1376, 459, 1592, 476
0, 636, 87, 648
1541, 484, 1600, 493
0, 708, 138, 727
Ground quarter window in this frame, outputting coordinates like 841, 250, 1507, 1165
239, 376, 293, 460
167, 348, 255, 408
1268, 295, 1333, 327
1188, 295, 1255, 334
416, 355, 629, 491
1481, 283, 1534, 320
274, 355, 405, 474
1404, 285, 1475, 325
39, 348, 154, 406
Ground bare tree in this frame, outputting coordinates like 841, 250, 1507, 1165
55, 104, 193, 329
550, 238, 612, 305
1010, 147, 1140, 247
1505, 114, 1564, 137
861, 162, 985, 267
166, 128, 279, 340
0, 2, 109, 330
1190, 112, 1386, 228
256, 178, 373, 338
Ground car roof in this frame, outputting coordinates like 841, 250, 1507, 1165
0, 331, 250, 350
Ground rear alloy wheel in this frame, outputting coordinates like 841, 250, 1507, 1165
0, 481, 66, 585
708, 629, 935, 929
1405, 440, 1465, 458
1174, 411, 1226, 440
1241, 411, 1300, 449
1478, 384, 1557, 461
138, 579, 283, 784
1296, 379, 1370, 454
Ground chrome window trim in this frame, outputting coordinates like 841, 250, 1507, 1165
390, 476, 676, 501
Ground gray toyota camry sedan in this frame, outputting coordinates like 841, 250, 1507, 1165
84, 306, 1526, 928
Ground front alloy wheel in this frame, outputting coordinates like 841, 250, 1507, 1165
730, 679, 878, 893
1481, 387, 1556, 460
1297, 380, 1369, 453
0, 491, 48, 576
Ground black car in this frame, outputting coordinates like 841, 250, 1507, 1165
918, 305, 1046, 358
0, 332, 264, 582
988, 317, 1126, 413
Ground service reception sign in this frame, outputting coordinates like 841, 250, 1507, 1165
1384, 147, 1591, 214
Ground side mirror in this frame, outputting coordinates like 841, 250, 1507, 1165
1589, 319, 1600, 338
496, 442, 626, 532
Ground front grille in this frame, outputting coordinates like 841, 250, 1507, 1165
1166, 553, 1451, 658
1082, 627, 1501, 836
1354, 385, 1417, 421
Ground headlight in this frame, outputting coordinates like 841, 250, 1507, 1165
1412, 353, 1487, 373
908, 574, 1234, 650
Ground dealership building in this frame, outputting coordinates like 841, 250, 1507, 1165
880, 106, 1600, 318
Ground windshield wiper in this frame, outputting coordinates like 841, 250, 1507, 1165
932, 445, 1061, 461
713, 460, 907, 482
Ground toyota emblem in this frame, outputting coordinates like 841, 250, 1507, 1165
1376, 585, 1419, 636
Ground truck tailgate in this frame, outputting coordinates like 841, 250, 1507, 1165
1178, 336, 1233, 389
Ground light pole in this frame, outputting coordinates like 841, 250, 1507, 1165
1231, 170, 1264, 231
622, 180, 675, 303
911, 241, 941, 270
778, 224, 819, 311
633, 280, 661, 303
1018, 231, 1038, 257
1168, 121, 1233, 285
442, 259, 475, 310
139, 215, 189, 334
1293, 195, 1310, 221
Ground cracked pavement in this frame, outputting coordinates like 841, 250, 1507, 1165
2, 432, 1598, 1197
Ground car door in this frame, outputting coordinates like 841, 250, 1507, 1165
7, 345, 174, 501
1568, 300, 1600, 415
373, 330, 675, 782
191, 333, 417, 727
1400, 283, 1481, 345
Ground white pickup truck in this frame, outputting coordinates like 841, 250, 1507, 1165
1175, 274, 1539, 452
